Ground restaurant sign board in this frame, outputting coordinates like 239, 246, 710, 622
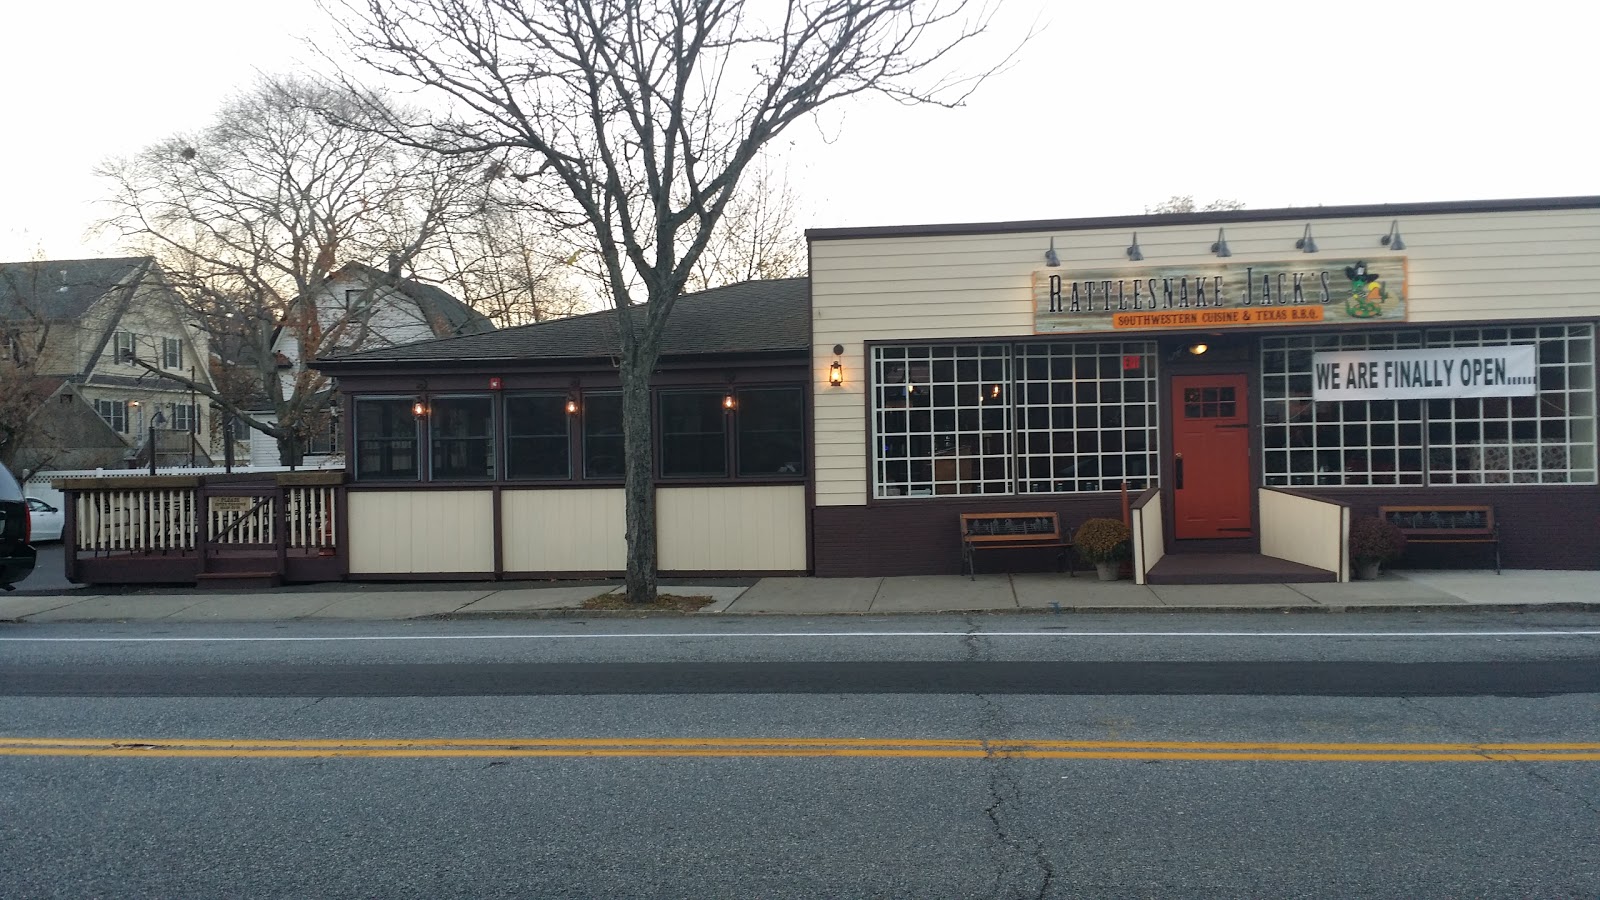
1311, 346, 1538, 401
1034, 258, 1406, 334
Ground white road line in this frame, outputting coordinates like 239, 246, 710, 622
0, 630, 1598, 642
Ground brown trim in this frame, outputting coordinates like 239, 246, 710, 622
490, 485, 504, 580
1263, 486, 1352, 507
806, 195, 1600, 242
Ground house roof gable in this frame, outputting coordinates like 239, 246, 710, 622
0, 257, 151, 323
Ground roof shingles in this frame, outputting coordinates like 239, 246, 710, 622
317, 277, 809, 367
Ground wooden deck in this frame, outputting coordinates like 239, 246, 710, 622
1145, 552, 1336, 585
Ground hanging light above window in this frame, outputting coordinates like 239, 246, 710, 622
565, 392, 579, 415
412, 397, 428, 419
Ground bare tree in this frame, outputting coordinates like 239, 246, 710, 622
326, 0, 1019, 603
430, 191, 590, 327
686, 156, 808, 292
0, 262, 61, 471
96, 75, 484, 465
1146, 195, 1246, 214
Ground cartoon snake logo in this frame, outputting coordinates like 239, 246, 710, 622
1344, 261, 1387, 318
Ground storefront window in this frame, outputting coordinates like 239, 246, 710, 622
505, 394, 570, 479
1424, 324, 1596, 484
1260, 325, 1596, 486
355, 397, 418, 480
582, 392, 624, 478
736, 387, 805, 476
1261, 332, 1426, 486
660, 391, 729, 477
872, 345, 1011, 497
1014, 341, 1159, 493
430, 396, 495, 480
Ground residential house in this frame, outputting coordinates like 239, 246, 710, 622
246, 262, 496, 466
0, 257, 214, 475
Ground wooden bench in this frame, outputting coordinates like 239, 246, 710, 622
1379, 505, 1501, 575
960, 512, 1074, 580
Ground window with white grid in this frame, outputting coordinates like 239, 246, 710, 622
872, 345, 1011, 497
1015, 341, 1159, 493
1424, 324, 1596, 484
1261, 331, 1426, 486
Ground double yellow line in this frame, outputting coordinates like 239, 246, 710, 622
3, 737, 1600, 762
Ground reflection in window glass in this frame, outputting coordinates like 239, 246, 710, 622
872, 345, 1011, 498
430, 396, 495, 480
505, 394, 570, 479
583, 392, 624, 478
661, 391, 728, 477
1015, 342, 1158, 494
737, 387, 805, 476
355, 398, 417, 480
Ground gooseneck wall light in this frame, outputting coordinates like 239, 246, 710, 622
1295, 224, 1319, 254
1210, 228, 1231, 258
1125, 233, 1143, 261
1381, 220, 1406, 251
1044, 237, 1061, 267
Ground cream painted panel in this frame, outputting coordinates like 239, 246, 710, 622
1132, 498, 1165, 586
1259, 489, 1347, 580
348, 490, 494, 574
501, 488, 626, 572
657, 485, 806, 571
810, 207, 1600, 507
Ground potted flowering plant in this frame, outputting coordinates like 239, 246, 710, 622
1349, 516, 1406, 580
1074, 518, 1132, 581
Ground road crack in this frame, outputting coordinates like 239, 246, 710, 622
964, 616, 1058, 899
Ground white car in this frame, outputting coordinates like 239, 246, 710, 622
26, 497, 64, 543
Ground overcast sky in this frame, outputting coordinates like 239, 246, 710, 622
3, 0, 1595, 263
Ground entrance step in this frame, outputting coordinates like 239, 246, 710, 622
1146, 552, 1335, 585
195, 571, 283, 589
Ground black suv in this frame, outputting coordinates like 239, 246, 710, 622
0, 466, 37, 590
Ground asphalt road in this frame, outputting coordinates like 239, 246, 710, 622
3, 611, 1598, 899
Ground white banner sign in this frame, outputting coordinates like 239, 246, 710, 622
1311, 346, 1538, 401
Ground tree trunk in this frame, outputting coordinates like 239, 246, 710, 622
621, 361, 657, 604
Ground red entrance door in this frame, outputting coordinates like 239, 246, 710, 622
1171, 375, 1252, 539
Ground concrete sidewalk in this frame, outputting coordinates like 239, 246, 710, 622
2, 570, 1599, 624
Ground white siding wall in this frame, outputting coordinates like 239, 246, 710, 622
812, 208, 1600, 506
348, 490, 494, 574
657, 485, 807, 571
502, 488, 627, 572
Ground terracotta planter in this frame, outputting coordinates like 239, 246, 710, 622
1095, 561, 1119, 582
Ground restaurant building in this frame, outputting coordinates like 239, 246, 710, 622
312, 195, 1600, 583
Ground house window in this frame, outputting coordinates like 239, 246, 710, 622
872, 344, 1012, 497
505, 394, 571, 479
308, 411, 339, 455
736, 387, 805, 476
112, 331, 136, 364
161, 337, 183, 369
659, 391, 728, 477
582, 392, 624, 478
344, 288, 373, 312
1015, 341, 1159, 493
430, 396, 495, 480
94, 399, 128, 433
354, 397, 418, 480
171, 403, 196, 432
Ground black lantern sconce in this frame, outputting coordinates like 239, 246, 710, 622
411, 397, 428, 419
828, 344, 844, 387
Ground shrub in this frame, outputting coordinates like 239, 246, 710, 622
1074, 517, 1132, 564
1349, 516, 1406, 563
